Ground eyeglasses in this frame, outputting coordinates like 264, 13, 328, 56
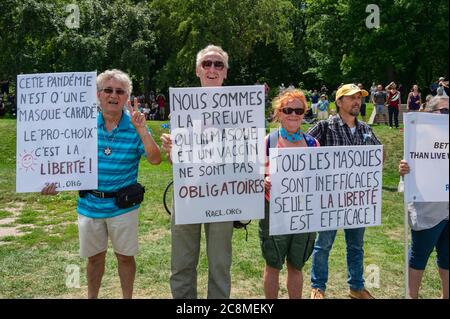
201, 60, 225, 70
435, 108, 449, 114
102, 87, 127, 95
281, 107, 305, 115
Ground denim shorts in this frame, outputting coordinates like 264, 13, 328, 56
409, 219, 449, 270
376, 104, 386, 115
259, 201, 316, 270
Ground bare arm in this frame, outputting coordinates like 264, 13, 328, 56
128, 99, 161, 165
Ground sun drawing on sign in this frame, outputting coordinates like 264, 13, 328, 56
19, 150, 37, 172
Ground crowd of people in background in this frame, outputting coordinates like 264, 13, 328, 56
1, 76, 449, 126
275, 76, 449, 128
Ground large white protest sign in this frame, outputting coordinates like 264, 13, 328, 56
170, 85, 266, 224
269, 145, 383, 235
16, 72, 98, 193
403, 112, 449, 202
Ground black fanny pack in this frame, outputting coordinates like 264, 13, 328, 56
79, 183, 145, 209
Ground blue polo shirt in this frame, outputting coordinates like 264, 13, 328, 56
77, 111, 145, 219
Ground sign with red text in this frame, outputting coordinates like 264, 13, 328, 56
16, 72, 98, 193
170, 85, 265, 224
404, 112, 449, 202
269, 145, 383, 235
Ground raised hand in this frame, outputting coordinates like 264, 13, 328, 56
128, 97, 147, 132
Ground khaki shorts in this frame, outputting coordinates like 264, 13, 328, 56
78, 209, 139, 258
259, 202, 316, 270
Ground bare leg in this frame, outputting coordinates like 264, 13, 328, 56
438, 267, 449, 299
115, 253, 136, 299
87, 251, 107, 299
264, 265, 280, 299
408, 267, 424, 299
286, 262, 302, 299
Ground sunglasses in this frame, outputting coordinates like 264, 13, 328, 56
201, 60, 225, 70
102, 87, 127, 95
281, 107, 305, 115
436, 108, 449, 114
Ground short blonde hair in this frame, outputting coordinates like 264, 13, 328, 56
272, 89, 308, 123
96, 69, 132, 95
196, 45, 229, 69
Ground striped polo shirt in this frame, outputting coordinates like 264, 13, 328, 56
77, 111, 145, 219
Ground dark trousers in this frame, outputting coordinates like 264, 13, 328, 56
388, 105, 399, 128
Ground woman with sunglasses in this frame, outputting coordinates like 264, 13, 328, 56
42, 69, 161, 298
261, 89, 319, 298
399, 95, 449, 299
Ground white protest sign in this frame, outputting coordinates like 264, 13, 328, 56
403, 112, 449, 202
269, 145, 383, 235
170, 85, 266, 224
16, 72, 98, 193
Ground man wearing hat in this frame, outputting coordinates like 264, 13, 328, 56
437, 77, 449, 97
307, 83, 383, 299
431, 77, 446, 96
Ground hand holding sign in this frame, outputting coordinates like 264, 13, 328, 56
399, 160, 410, 176
41, 183, 59, 195
264, 176, 271, 192
160, 133, 172, 155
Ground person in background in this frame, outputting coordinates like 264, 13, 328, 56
420, 94, 433, 111
310, 89, 320, 115
317, 94, 329, 120
386, 82, 401, 129
399, 95, 449, 299
357, 83, 367, 122
437, 77, 449, 96
372, 84, 388, 124
370, 81, 377, 102
156, 91, 166, 120
406, 85, 422, 112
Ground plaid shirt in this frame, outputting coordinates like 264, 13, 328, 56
307, 114, 382, 146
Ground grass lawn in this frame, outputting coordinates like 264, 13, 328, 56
0, 107, 443, 299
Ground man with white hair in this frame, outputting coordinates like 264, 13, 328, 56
161, 45, 235, 299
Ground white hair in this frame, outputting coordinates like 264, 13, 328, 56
195, 45, 229, 68
96, 69, 132, 95
426, 95, 449, 112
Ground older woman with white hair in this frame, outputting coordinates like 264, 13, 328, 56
42, 69, 161, 299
